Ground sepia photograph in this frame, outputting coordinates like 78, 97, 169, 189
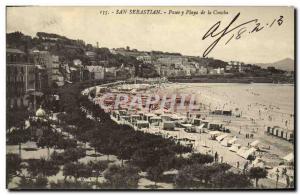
5, 6, 295, 190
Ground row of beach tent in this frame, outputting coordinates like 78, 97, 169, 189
209, 131, 259, 159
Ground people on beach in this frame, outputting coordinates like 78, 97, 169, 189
214, 152, 219, 163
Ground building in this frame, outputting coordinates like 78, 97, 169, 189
116, 65, 135, 79
227, 61, 244, 72
104, 67, 117, 79
86, 66, 105, 80
51, 55, 63, 85
136, 54, 152, 64
6, 48, 45, 109
111, 48, 142, 57
30, 50, 60, 87
209, 67, 225, 75
60, 63, 71, 81
85, 51, 97, 64
73, 59, 82, 67
196, 66, 208, 75
70, 67, 81, 82
157, 56, 188, 67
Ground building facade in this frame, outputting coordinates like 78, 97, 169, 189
7, 48, 46, 109
86, 66, 105, 80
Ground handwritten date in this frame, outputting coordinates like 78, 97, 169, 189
202, 12, 284, 57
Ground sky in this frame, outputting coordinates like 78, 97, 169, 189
6, 6, 294, 63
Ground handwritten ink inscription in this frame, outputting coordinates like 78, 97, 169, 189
202, 12, 284, 57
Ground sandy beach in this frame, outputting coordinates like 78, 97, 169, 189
143, 83, 294, 186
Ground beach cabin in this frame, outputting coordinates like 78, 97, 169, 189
250, 140, 260, 149
251, 158, 266, 168
266, 126, 271, 134
237, 147, 256, 159
208, 123, 223, 131
119, 109, 127, 116
201, 120, 209, 128
131, 114, 141, 124
127, 108, 137, 115
216, 133, 228, 142
153, 109, 164, 116
222, 110, 232, 116
270, 127, 275, 135
279, 129, 285, 138
170, 114, 183, 121
283, 152, 294, 164
194, 124, 205, 133
221, 137, 230, 146
209, 131, 222, 140
136, 120, 150, 129
221, 136, 236, 147
163, 121, 175, 131
193, 118, 202, 126
277, 129, 293, 142
144, 113, 155, 121
267, 126, 294, 142
286, 130, 294, 142
161, 114, 172, 121
180, 124, 196, 133
211, 110, 223, 115
273, 127, 280, 136
112, 110, 119, 118
229, 143, 241, 152
120, 115, 130, 122
149, 116, 162, 126
137, 111, 144, 118
228, 136, 237, 145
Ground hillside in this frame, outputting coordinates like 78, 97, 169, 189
257, 58, 294, 72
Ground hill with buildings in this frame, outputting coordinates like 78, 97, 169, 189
6, 31, 292, 84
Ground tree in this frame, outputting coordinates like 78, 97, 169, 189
18, 175, 48, 189
63, 162, 91, 182
131, 148, 159, 171
103, 164, 140, 189
87, 160, 108, 184
62, 147, 86, 163
171, 143, 192, 157
190, 163, 231, 186
26, 158, 60, 178
189, 153, 214, 164
7, 107, 29, 130
174, 165, 197, 189
36, 127, 59, 158
55, 137, 77, 150
117, 145, 135, 166
211, 171, 252, 189
147, 165, 164, 187
7, 153, 23, 185
49, 180, 92, 189
249, 167, 268, 187
7, 128, 31, 157
98, 138, 116, 161
50, 151, 65, 165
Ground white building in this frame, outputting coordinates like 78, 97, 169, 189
86, 66, 105, 80
137, 54, 152, 64
157, 56, 188, 66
